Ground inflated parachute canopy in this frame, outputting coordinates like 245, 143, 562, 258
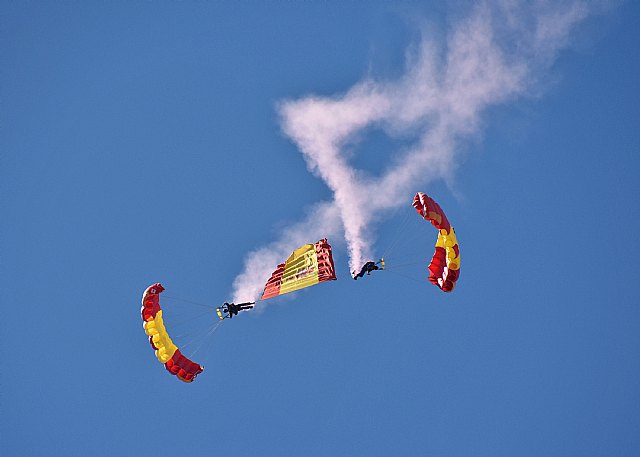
141, 283, 204, 382
412, 192, 460, 292
262, 238, 337, 300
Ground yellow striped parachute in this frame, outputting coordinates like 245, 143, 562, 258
261, 239, 337, 300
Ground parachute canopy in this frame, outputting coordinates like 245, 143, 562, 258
141, 283, 204, 382
412, 192, 460, 292
262, 238, 337, 300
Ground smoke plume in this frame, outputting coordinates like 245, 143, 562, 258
232, 1, 591, 303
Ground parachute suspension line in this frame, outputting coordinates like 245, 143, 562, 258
178, 324, 214, 353
157, 296, 221, 341
202, 319, 227, 357
165, 311, 219, 342
163, 295, 217, 309
382, 260, 426, 270
183, 319, 224, 360
379, 208, 413, 260
164, 308, 217, 329
384, 268, 425, 284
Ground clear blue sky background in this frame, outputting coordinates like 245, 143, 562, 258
2, 2, 639, 456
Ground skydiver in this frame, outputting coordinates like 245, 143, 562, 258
220, 301, 255, 318
352, 261, 380, 280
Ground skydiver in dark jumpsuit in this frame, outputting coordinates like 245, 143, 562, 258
352, 261, 380, 280
221, 301, 255, 318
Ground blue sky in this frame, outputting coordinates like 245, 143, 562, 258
2, 2, 639, 456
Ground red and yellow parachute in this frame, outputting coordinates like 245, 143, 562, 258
262, 238, 337, 300
412, 192, 460, 292
141, 283, 204, 382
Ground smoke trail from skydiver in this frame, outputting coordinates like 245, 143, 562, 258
232, 1, 591, 304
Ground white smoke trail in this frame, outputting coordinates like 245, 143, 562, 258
232, 1, 591, 304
